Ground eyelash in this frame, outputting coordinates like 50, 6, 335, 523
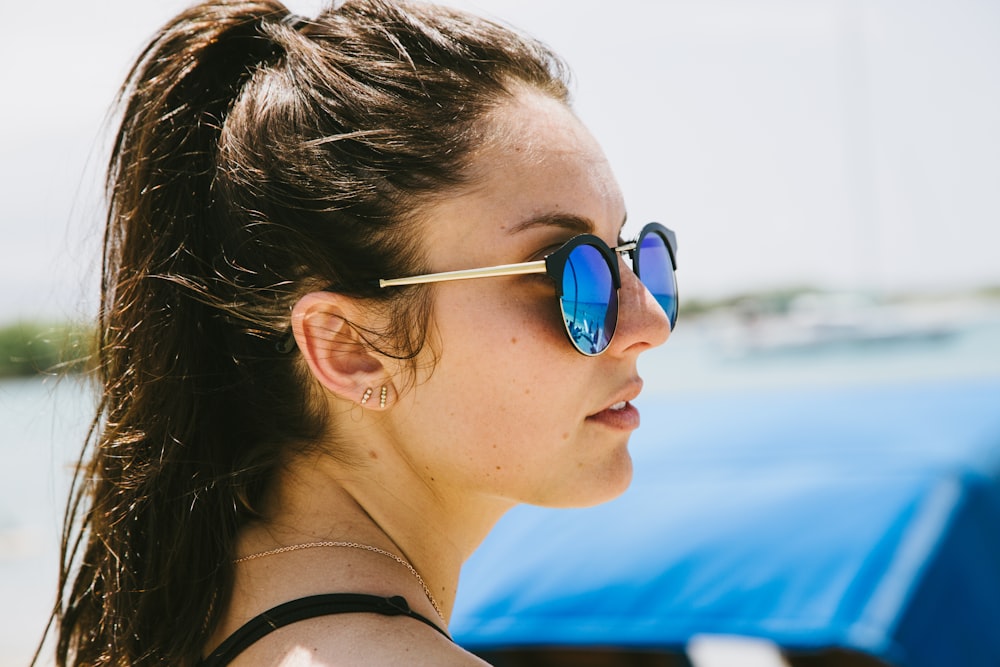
539, 237, 626, 261
537, 235, 583, 258
523, 265, 557, 289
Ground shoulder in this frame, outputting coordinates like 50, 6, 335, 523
226, 612, 490, 667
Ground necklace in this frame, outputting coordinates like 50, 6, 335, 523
234, 540, 445, 623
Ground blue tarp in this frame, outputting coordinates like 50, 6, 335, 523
451, 377, 1000, 666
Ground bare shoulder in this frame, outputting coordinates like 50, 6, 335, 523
227, 612, 491, 667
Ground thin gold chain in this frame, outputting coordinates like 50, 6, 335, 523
234, 541, 445, 624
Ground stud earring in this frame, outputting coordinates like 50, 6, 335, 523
360, 387, 373, 405
379, 385, 388, 409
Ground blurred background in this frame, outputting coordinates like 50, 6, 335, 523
3, 0, 1000, 320
2, 1, 998, 666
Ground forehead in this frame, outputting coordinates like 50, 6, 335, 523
418, 88, 625, 258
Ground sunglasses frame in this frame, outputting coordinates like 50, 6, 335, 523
378, 222, 678, 356
630, 222, 679, 330
632, 223, 678, 284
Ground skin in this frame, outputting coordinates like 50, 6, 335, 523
209, 87, 671, 666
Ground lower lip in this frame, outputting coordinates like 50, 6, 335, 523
586, 402, 640, 431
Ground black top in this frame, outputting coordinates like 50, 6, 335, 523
198, 593, 450, 667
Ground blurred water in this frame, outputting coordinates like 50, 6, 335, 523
0, 376, 94, 666
640, 303, 1000, 395
3, 304, 999, 665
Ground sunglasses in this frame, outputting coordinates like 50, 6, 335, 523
379, 222, 678, 356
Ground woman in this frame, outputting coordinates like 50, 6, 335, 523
51, 0, 678, 665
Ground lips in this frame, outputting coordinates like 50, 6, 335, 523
586, 380, 643, 431
587, 401, 640, 430
593, 379, 643, 415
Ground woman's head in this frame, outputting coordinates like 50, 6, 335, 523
59, 1, 580, 664
297, 86, 673, 512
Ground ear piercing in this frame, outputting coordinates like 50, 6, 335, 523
360, 386, 389, 408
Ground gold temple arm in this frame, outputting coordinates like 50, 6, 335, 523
379, 259, 547, 288
378, 241, 636, 289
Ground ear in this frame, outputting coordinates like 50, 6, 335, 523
291, 292, 391, 405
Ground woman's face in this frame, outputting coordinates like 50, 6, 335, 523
387, 88, 671, 510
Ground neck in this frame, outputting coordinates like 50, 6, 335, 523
240, 444, 514, 623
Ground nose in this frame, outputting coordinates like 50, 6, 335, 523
607, 258, 671, 356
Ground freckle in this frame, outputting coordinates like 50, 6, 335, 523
511, 337, 518, 344
562, 432, 570, 440
524, 388, 531, 395
368, 450, 378, 459
496, 466, 501, 471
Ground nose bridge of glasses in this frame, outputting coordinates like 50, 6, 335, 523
614, 241, 637, 255
613, 241, 639, 276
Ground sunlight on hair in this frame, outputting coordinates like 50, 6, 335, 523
286, 0, 333, 17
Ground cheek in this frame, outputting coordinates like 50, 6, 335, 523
422, 281, 594, 417
425, 285, 584, 434
435, 280, 569, 360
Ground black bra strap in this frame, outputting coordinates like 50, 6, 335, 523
200, 593, 450, 667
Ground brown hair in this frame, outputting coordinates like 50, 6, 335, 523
46, 1, 568, 664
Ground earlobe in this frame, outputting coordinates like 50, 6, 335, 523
359, 384, 393, 409
291, 292, 388, 403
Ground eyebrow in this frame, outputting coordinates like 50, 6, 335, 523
507, 213, 594, 236
507, 212, 629, 238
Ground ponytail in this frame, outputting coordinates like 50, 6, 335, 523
56, 4, 307, 666
48, 1, 570, 664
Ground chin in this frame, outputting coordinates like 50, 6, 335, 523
544, 446, 634, 509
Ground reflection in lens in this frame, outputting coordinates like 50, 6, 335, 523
560, 244, 616, 355
637, 233, 678, 327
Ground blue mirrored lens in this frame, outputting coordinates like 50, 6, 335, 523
560, 244, 617, 355
638, 233, 678, 327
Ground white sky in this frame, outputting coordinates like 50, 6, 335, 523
1, 0, 998, 322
